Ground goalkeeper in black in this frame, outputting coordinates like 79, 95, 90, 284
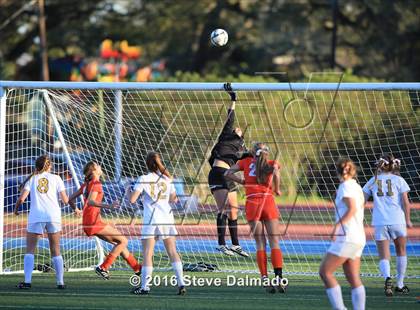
208, 83, 250, 257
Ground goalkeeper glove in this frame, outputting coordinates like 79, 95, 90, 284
224, 82, 237, 101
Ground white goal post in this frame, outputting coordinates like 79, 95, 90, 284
1, 81, 419, 277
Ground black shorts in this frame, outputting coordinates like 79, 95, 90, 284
208, 166, 237, 193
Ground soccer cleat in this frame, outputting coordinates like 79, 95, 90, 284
177, 286, 187, 296
395, 285, 409, 295
95, 266, 110, 280
57, 284, 66, 289
276, 277, 288, 293
17, 282, 31, 289
384, 277, 393, 297
131, 286, 150, 295
135, 265, 142, 277
230, 245, 250, 257
216, 245, 235, 256
265, 284, 276, 294
262, 276, 276, 294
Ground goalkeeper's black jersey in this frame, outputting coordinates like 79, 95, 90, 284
208, 109, 249, 167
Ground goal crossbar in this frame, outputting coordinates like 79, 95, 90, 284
1, 81, 419, 91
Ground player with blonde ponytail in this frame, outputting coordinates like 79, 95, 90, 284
363, 154, 412, 296
14, 155, 77, 289
225, 142, 287, 293
319, 159, 366, 310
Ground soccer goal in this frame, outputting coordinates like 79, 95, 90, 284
1, 81, 419, 277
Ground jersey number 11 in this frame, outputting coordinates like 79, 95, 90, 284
376, 179, 394, 197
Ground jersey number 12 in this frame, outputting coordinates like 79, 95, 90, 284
150, 182, 168, 200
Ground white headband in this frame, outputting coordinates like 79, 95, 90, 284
378, 158, 389, 165
256, 147, 269, 156
377, 157, 401, 166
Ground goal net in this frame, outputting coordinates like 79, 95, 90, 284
1, 82, 419, 277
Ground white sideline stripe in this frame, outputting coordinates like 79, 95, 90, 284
0, 267, 94, 275
0, 291, 416, 305
0, 81, 419, 91
0, 307, 110, 310
2, 269, 419, 279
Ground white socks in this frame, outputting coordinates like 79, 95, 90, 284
351, 285, 366, 310
326, 284, 365, 310
379, 256, 407, 288
24, 254, 65, 285
140, 263, 184, 290
24, 254, 34, 284
172, 261, 185, 287
396, 256, 407, 288
326, 285, 346, 310
52, 255, 64, 285
379, 259, 390, 279
141, 266, 153, 290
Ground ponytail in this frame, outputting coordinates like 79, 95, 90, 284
375, 154, 401, 181
336, 158, 357, 179
146, 151, 171, 178
83, 161, 97, 183
253, 143, 273, 184
18, 155, 51, 191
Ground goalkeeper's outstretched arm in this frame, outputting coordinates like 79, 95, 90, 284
221, 82, 237, 135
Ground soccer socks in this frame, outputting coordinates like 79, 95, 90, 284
351, 285, 365, 310
379, 259, 391, 279
216, 213, 228, 245
141, 266, 153, 290
271, 248, 283, 268
256, 250, 268, 277
52, 255, 64, 285
379, 256, 407, 287
24, 254, 34, 284
271, 248, 283, 278
326, 285, 365, 310
396, 256, 407, 288
124, 253, 141, 273
326, 285, 346, 310
100, 253, 117, 271
172, 261, 185, 287
228, 218, 239, 246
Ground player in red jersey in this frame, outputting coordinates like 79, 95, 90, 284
225, 142, 287, 293
69, 161, 141, 279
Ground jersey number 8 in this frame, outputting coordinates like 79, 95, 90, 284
37, 178, 49, 194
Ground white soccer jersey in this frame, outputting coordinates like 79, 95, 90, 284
363, 173, 410, 226
133, 172, 176, 225
334, 179, 366, 245
23, 172, 66, 224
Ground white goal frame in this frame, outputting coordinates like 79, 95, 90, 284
0, 81, 419, 275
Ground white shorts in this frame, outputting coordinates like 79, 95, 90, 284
141, 224, 178, 240
374, 224, 407, 241
27, 222, 61, 234
327, 241, 365, 260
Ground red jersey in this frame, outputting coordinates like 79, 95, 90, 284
81, 178, 104, 226
237, 157, 279, 198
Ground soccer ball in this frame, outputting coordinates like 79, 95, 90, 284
210, 29, 228, 47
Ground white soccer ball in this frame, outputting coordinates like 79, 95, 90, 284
210, 29, 228, 47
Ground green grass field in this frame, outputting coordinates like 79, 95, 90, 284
0, 271, 419, 310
